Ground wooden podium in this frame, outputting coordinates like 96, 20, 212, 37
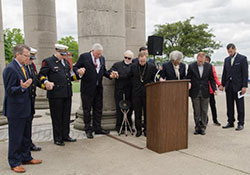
146, 80, 189, 153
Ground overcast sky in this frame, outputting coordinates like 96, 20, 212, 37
2, 0, 250, 61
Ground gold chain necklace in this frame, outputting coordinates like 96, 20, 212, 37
138, 63, 147, 83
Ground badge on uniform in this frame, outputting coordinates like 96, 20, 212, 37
54, 66, 59, 71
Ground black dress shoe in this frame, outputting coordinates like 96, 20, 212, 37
86, 132, 94, 139
193, 130, 200, 135
200, 129, 206, 135
143, 130, 147, 137
63, 137, 77, 142
222, 123, 234, 129
136, 130, 142, 137
30, 145, 42, 151
54, 141, 65, 146
214, 121, 221, 126
235, 125, 244, 131
95, 129, 110, 135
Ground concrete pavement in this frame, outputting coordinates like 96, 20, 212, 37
1, 91, 250, 175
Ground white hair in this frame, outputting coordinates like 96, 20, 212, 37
123, 50, 134, 59
169, 50, 183, 61
91, 43, 103, 51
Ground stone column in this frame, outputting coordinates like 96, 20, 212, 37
0, 0, 7, 125
23, 0, 57, 109
125, 0, 146, 57
74, 0, 126, 130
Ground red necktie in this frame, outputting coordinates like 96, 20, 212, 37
94, 58, 98, 69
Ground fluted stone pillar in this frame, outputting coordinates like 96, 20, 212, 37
23, 0, 57, 109
125, 0, 146, 56
0, 0, 7, 125
74, 0, 126, 130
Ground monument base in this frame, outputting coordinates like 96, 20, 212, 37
35, 96, 49, 109
0, 110, 7, 125
73, 107, 116, 131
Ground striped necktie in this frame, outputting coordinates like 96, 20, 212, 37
21, 65, 27, 79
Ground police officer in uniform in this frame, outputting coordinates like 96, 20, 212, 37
38, 44, 79, 146
26, 47, 45, 151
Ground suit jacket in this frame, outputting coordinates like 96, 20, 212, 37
129, 62, 157, 97
221, 53, 248, 92
160, 61, 186, 80
3, 59, 32, 118
73, 52, 110, 97
186, 62, 216, 98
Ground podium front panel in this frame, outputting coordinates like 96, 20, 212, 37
146, 80, 189, 153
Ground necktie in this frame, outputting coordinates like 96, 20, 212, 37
174, 65, 180, 80
21, 65, 27, 79
231, 56, 234, 66
94, 58, 97, 69
231, 53, 237, 66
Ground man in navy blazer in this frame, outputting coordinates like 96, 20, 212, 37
73, 43, 117, 139
219, 43, 248, 131
3, 44, 42, 173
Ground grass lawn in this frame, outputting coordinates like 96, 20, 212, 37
72, 81, 80, 93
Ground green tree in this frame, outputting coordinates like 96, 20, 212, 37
57, 36, 78, 63
4, 28, 24, 63
153, 17, 222, 59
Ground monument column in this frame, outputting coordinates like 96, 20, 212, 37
23, 0, 57, 109
0, 0, 7, 125
125, 0, 146, 56
74, 0, 126, 130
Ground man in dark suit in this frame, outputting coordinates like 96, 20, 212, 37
219, 43, 248, 131
132, 46, 155, 65
186, 52, 217, 135
160, 50, 187, 81
3, 44, 42, 173
39, 44, 79, 146
129, 52, 157, 137
26, 47, 45, 151
73, 43, 117, 139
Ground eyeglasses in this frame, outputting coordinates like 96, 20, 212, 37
22, 54, 30, 58
30, 56, 36, 60
124, 56, 132, 60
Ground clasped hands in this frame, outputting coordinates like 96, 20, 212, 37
45, 81, 54, 90
77, 67, 86, 76
110, 71, 119, 79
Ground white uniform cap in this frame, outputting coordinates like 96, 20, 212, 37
30, 47, 37, 54
55, 43, 69, 50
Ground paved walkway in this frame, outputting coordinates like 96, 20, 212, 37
1, 92, 250, 175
